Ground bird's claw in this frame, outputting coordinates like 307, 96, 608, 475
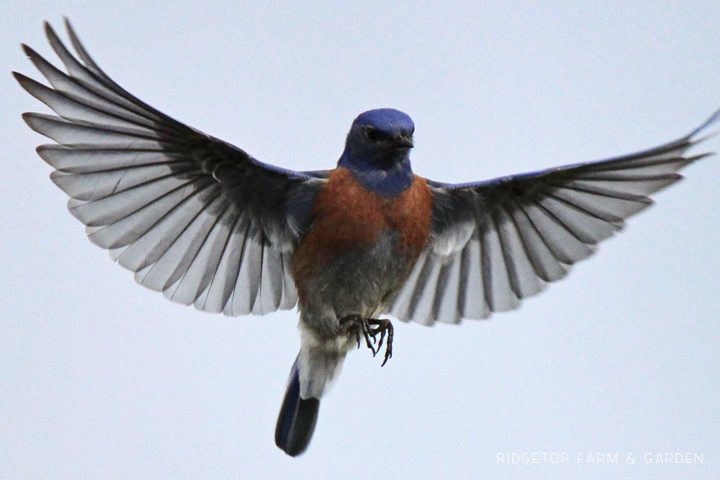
339, 314, 393, 366
339, 314, 376, 353
368, 319, 393, 366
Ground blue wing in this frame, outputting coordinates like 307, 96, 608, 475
388, 109, 719, 324
16, 19, 328, 316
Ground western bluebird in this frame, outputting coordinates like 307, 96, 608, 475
15, 20, 719, 456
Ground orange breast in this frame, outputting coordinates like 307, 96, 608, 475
291, 167, 433, 282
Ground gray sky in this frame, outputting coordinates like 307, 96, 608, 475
1, 2, 718, 479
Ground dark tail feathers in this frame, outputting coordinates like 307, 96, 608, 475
275, 356, 320, 456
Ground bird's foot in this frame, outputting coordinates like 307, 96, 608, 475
368, 319, 393, 366
339, 314, 376, 353
338, 314, 393, 366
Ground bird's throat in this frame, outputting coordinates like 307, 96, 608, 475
345, 158, 414, 197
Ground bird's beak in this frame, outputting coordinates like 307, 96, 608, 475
393, 134, 414, 149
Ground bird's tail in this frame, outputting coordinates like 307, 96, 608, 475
275, 355, 320, 457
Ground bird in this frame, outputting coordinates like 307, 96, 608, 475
15, 19, 718, 457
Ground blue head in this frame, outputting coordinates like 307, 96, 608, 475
338, 108, 415, 197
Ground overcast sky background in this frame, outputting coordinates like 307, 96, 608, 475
1, 2, 718, 479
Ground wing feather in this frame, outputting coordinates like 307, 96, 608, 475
389, 108, 719, 324
17, 20, 327, 315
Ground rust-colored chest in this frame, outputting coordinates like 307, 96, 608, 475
291, 167, 433, 278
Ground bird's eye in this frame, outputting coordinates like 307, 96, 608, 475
365, 127, 382, 141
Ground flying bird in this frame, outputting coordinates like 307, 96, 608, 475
15, 19, 718, 457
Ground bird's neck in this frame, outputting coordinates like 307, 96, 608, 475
338, 152, 414, 197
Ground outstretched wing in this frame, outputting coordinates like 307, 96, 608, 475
15, 19, 328, 316
388, 109, 719, 325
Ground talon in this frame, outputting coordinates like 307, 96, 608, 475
360, 319, 377, 354
381, 330, 393, 366
367, 319, 394, 366
376, 327, 386, 350
339, 314, 376, 354
339, 315, 393, 365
